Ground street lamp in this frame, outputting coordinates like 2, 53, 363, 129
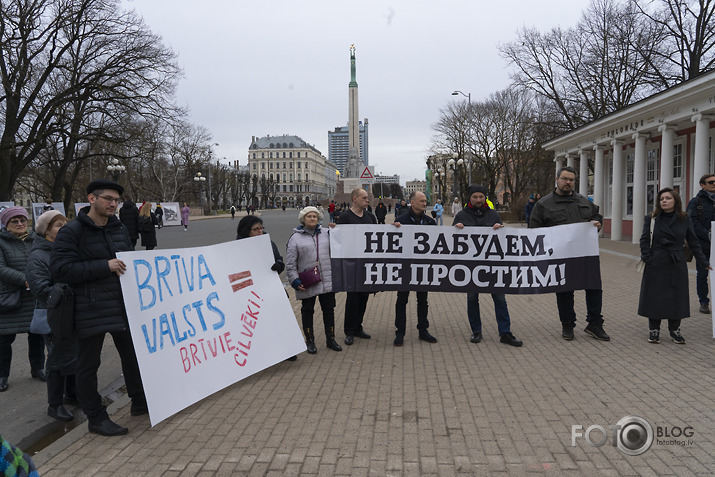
106, 158, 125, 182
194, 172, 207, 214
452, 90, 472, 184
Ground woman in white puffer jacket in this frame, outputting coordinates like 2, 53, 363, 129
285, 207, 342, 354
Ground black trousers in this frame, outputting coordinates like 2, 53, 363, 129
301, 293, 336, 332
76, 330, 145, 423
555, 289, 603, 327
395, 291, 429, 335
343, 292, 371, 335
648, 319, 681, 331
0, 333, 45, 378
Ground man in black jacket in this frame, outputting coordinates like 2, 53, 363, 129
338, 188, 377, 345
529, 166, 609, 341
51, 180, 146, 437
119, 198, 139, 247
686, 173, 715, 314
393, 191, 438, 346
453, 185, 522, 347
374, 200, 387, 224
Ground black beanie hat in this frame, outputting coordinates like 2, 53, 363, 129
236, 215, 263, 239
467, 185, 488, 198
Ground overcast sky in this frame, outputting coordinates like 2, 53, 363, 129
127, 0, 591, 185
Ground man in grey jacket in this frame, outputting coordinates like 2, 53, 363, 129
529, 166, 610, 342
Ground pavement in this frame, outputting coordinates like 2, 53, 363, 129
22, 217, 715, 475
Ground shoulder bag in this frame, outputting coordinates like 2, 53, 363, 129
297, 233, 322, 287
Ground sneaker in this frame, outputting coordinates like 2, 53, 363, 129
418, 331, 438, 343
500, 332, 523, 347
470, 332, 482, 343
648, 330, 660, 344
584, 324, 610, 341
699, 303, 711, 314
670, 329, 686, 344
562, 326, 574, 340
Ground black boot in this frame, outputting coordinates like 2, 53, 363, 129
304, 327, 317, 354
326, 326, 342, 352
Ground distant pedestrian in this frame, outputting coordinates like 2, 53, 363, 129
639, 188, 711, 344
375, 200, 387, 224
154, 202, 164, 229
181, 202, 190, 231
451, 197, 462, 217
432, 200, 444, 225
328, 200, 336, 223
119, 198, 139, 247
138, 202, 158, 250
51, 179, 147, 436
282, 204, 286, 213
524, 194, 536, 225
230, 205, 236, 220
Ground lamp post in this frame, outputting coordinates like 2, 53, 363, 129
106, 158, 125, 182
452, 90, 472, 184
194, 172, 207, 214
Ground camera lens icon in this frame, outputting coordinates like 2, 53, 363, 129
615, 416, 653, 456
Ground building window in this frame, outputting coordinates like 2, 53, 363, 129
261, 162, 265, 169
253, 153, 256, 159
626, 154, 634, 184
252, 163, 256, 170
283, 185, 287, 192
283, 162, 286, 169
608, 158, 613, 185
283, 173, 287, 181
305, 174, 309, 182
261, 153, 265, 158
290, 173, 293, 182
270, 174, 273, 181
297, 152, 301, 158
646, 149, 658, 181
269, 162, 273, 169
289, 163, 293, 169
297, 173, 301, 181
297, 162, 301, 169
289, 152, 293, 158
673, 143, 683, 179
289, 185, 294, 192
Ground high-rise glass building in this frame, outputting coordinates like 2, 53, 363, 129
328, 119, 369, 175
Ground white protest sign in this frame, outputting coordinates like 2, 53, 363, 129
117, 235, 305, 426
710, 227, 715, 338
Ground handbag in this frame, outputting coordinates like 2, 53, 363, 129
683, 242, 694, 262
0, 288, 21, 312
636, 217, 655, 273
30, 308, 51, 335
46, 283, 75, 340
297, 232, 322, 288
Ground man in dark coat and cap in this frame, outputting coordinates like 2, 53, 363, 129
119, 197, 139, 247
51, 179, 146, 437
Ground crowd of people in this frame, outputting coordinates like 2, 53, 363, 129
1, 167, 711, 440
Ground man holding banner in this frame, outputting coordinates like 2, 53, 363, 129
454, 185, 523, 347
51, 180, 147, 436
529, 166, 610, 342
393, 191, 438, 346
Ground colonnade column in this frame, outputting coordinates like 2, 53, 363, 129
632, 133, 647, 245
659, 125, 675, 190
611, 140, 624, 240
579, 150, 589, 195
555, 154, 563, 177
692, 114, 711, 196
593, 146, 605, 220
566, 154, 574, 168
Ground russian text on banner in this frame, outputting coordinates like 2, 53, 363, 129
331, 223, 601, 294
117, 235, 305, 426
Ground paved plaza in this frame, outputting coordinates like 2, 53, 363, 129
32, 234, 715, 476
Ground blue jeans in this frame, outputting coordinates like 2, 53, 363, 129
467, 293, 511, 335
436, 215, 443, 225
696, 242, 710, 304
555, 289, 603, 327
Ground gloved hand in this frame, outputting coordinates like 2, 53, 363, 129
291, 279, 302, 290
271, 262, 282, 272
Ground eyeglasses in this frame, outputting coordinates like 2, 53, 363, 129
7, 218, 28, 225
94, 194, 121, 204
250, 226, 264, 232
706, 180, 715, 185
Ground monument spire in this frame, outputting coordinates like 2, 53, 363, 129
346, 44, 361, 178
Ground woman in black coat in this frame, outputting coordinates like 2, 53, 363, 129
638, 188, 711, 344
138, 202, 158, 250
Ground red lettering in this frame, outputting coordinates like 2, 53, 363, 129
207, 337, 218, 357
251, 291, 262, 301
224, 331, 235, 351
234, 354, 246, 366
238, 339, 251, 350
190, 343, 201, 365
241, 324, 254, 338
180, 347, 190, 373
199, 339, 207, 360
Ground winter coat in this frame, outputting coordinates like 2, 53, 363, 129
285, 226, 332, 300
451, 202, 462, 216
26, 236, 77, 371
0, 229, 35, 335
395, 208, 437, 226
638, 212, 708, 319
433, 203, 444, 217
524, 200, 535, 222
119, 201, 140, 241
139, 212, 158, 249
375, 204, 387, 221
181, 206, 190, 226
50, 207, 134, 339
453, 204, 502, 227
686, 188, 715, 250
528, 190, 602, 228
